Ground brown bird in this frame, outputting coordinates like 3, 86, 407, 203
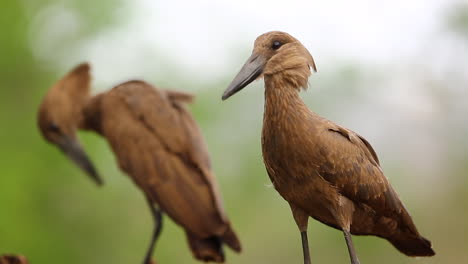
38, 63, 241, 263
222, 31, 435, 264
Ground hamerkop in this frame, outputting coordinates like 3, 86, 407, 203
222, 31, 435, 264
38, 63, 241, 263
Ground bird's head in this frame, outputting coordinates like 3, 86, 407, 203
38, 63, 102, 186
222, 31, 317, 100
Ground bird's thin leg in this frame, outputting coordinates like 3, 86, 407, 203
301, 231, 311, 264
343, 229, 360, 264
142, 197, 163, 264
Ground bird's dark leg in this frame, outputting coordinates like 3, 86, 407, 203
142, 197, 163, 264
343, 230, 360, 264
301, 231, 311, 264
291, 205, 310, 264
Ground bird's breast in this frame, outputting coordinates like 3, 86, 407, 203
261, 121, 341, 224
261, 113, 321, 185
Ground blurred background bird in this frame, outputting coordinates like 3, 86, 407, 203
222, 31, 435, 264
37, 64, 241, 263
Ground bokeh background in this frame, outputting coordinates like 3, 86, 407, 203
1, 0, 467, 263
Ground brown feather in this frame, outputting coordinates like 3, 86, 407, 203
165, 89, 195, 104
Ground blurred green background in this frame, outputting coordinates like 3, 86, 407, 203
1, 0, 467, 263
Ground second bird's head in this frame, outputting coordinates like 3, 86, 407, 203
37, 63, 103, 186
222, 31, 317, 100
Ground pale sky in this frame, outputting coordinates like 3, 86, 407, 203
135, 0, 448, 62
30, 0, 457, 86
121, 0, 452, 80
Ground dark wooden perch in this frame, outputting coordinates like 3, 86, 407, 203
0, 255, 157, 264
0, 255, 29, 264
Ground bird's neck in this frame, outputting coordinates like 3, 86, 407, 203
261, 74, 316, 181
263, 75, 310, 123
79, 93, 104, 134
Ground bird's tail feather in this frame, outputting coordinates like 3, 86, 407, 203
186, 232, 225, 263
389, 232, 435, 257
185, 225, 241, 263
220, 225, 242, 252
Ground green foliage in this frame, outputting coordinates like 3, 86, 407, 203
448, 3, 468, 37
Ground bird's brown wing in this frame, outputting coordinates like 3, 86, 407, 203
166, 91, 228, 220
316, 121, 434, 255
100, 81, 229, 236
317, 122, 402, 214
114, 81, 187, 154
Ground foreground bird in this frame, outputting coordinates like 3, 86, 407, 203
222, 31, 435, 264
38, 64, 241, 263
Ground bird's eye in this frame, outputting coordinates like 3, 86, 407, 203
272, 41, 282, 50
48, 123, 61, 134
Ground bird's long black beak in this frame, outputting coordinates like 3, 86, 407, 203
222, 53, 266, 100
58, 136, 103, 186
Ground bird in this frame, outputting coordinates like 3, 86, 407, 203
38, 63, 241, 263
222, 31, 435, 264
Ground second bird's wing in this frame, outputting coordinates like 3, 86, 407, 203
102, 81, 229, 237
166, 91, 228, 221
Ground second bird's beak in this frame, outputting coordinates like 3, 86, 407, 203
57, 136, 103, 186
222, 53, 266, 100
